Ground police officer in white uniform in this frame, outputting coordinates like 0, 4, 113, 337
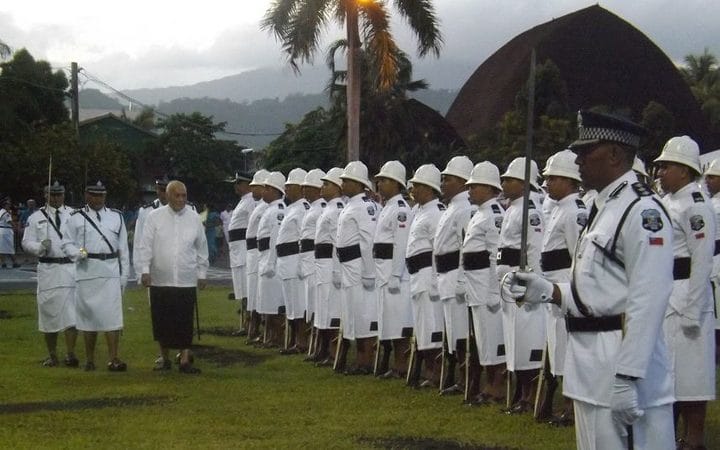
405, 165, 446, 388
133, 177, 168, 278
61, 181, 130, 372
245, 169, 270, 344
334, 161, 379, 375
257, 172, 287, 347
310, 168, 344, 365
703, 158, 720, 364
435, 156, 475, 394
510, 110, 675, 450
373, 161, 414, 378
227, 171, 255, 334
462, 162, 506, 404
655, 136, 716, 450
22, 181, 78, 367
538, 150, 587, 424
276, 168, 309, 353
299, 169, 326, 359
498, 156, 545, 413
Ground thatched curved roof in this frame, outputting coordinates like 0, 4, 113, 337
446, 5, 716, 150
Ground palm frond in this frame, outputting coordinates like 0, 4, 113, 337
393, 0, 443, 57
261, 0, 301, 40
360, 1, 399, 92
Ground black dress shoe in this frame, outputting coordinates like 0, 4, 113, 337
64, 354, 80, 368
377, 369, 401, 380
504, 400, 532, 415
42, 356, 59, 367
84, 361, 96, 371
153, 357, 172, 371
344, 365, 373, 376
415, 379, 438, 389
107, 359, 128, 372
439, 383, 464, 396
231, 329, 248, 337
315, 357, 334, 367
179, 363, 201, 374
548, 410, 574, 427
279, 346, 301, 355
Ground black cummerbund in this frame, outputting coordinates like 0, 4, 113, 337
435, 250, 460, 274
541, 248, 572, 272
462, 250, 491, 271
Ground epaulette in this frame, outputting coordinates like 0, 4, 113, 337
437, 203, 446, 211
320, 201, 327, 208
528, 200, 536, 209
692, 191, 705, 203
337, 202, 344, 209
362, 196, 372, 203
70, 209, 81, 215
278, 203, 285, 210
303, 201, 310, 210
610, 181, 629, 198
398, 199, 407, 208
631, 182, 652, 197
575, 199, 586, 209
141, 202, 154, 209
491, 204, 502, 214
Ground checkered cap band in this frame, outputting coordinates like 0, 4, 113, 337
579, 127, 640, 148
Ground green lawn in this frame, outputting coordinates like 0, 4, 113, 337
0, 287, 717, 449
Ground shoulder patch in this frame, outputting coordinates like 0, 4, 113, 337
529, 212, 541, 227
367, 206, 376, 216
437, 203, 446, 211
321, 201, 327, 208
631, 182, 652, 197
337, 202, 344, 209
575, 199, 586, 209
494, 216, 503, 230
277, 213, 284, 221
641, 208, 663, 232
576, 211, 588, 227
690, 214, 705, 231
362, 196, 372, 203
692, 192, 705, 203
491, 204, 502, 214
303, 202, 310, 210
278, 203, 284, 210
398, 199, 407, 207
398, 212, 408, 223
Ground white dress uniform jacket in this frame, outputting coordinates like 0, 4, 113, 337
246, 200, 268, 313
314, 197, 344, 329
277, 198, 310, 320
661, 182, 716, 401
133, 205, 209, 287
61, 206, 130, 331
336, 193, 379, 340
228, 192, 257, 300
462, 197, 506, 365
256, 198, 285, 315
22, 206, 76, 332
0, 207, 15, 254
433, 191, 475, 353
373, 194, 414, 340
498, 195, 545, 371
133, 198, 163, 273
711, 192, 720, 329
541, 193, 586, 376
556, 171, 675, 408
300, 198, 326, 322
406, 199, 445, 350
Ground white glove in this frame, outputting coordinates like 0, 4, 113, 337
611, 377, 644, 426
508, 271, 554, 304
387, 276, 401, 294
455, 282, 466, 303
680, 315, 701, 339
362, 277, 375, 291
332, 271, 342, 289
40, 239, 51, 255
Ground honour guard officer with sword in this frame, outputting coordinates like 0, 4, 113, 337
405, 165, 446, 388
372, 161, 414, 379
309, 168, 345, 365
536, 149, 587, 424
655, 136, 716, 450
245, 169, 270, 344
22, 181, 79, 367
61, 181, 130, 372
509, 110, 676, 449
227, 171, 256, 335
133, 177, 169, 277
703, 158, 720, 365
434, 155, 475, 395
462, 162, 507, 405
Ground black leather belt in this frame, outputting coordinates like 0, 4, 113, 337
228, 228, 247, 242
314, 243, 333, 259
715, 240, 720, 256
300, 239, 315, 253
258, 237, 270, 252
497, 247, 520, 267
39, 256, 73, 264
373, 243, 393, 260
673, 257, 691, 280
0, 225, 12, 229
406, 251, 432, 274
541, 248, 572, 272
435, 250, 460, 274
566, 314, 624, 333
87, 252, 118, 260
337, 244, 361, 263
462, 250, 490, 271
246, 237, 257, 250
276, 241, 300, 257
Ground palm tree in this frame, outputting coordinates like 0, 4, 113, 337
681, 49, 720, 132
262, 0, 442, 161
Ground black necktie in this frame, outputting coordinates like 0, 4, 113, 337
55, 210, 61, 229
586, 203, 598, 229
96, 212, 101, 222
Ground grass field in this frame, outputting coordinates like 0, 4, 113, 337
0, 287, 717, 449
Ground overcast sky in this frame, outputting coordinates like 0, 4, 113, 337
1, 1, 718, 91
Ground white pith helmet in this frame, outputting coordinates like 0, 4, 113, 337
441, 155, 473, 181
249, 169, 270, 186
340, 161, 372, 189
502, 157, 541, 188
466, 161, 502, 190
705, 158, 720, 177
543, 149, 581, 182
408, 164, 441, 193
375, 160, 407, 186
285, 168, 308, 186
302, 168, 325, 188
654, 135, 701, 174
321, 167, 344, 188
264, 171, 286, 195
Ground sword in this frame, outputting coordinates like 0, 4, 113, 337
518, 48, 537, 279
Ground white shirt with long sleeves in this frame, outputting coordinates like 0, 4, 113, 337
134, 205, 209, 287
228, 192, 257, 268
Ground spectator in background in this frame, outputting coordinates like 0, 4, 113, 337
0, 198, 20, 268
203, 203, 221, 264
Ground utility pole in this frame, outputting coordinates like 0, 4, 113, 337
70, 62, 79, 136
